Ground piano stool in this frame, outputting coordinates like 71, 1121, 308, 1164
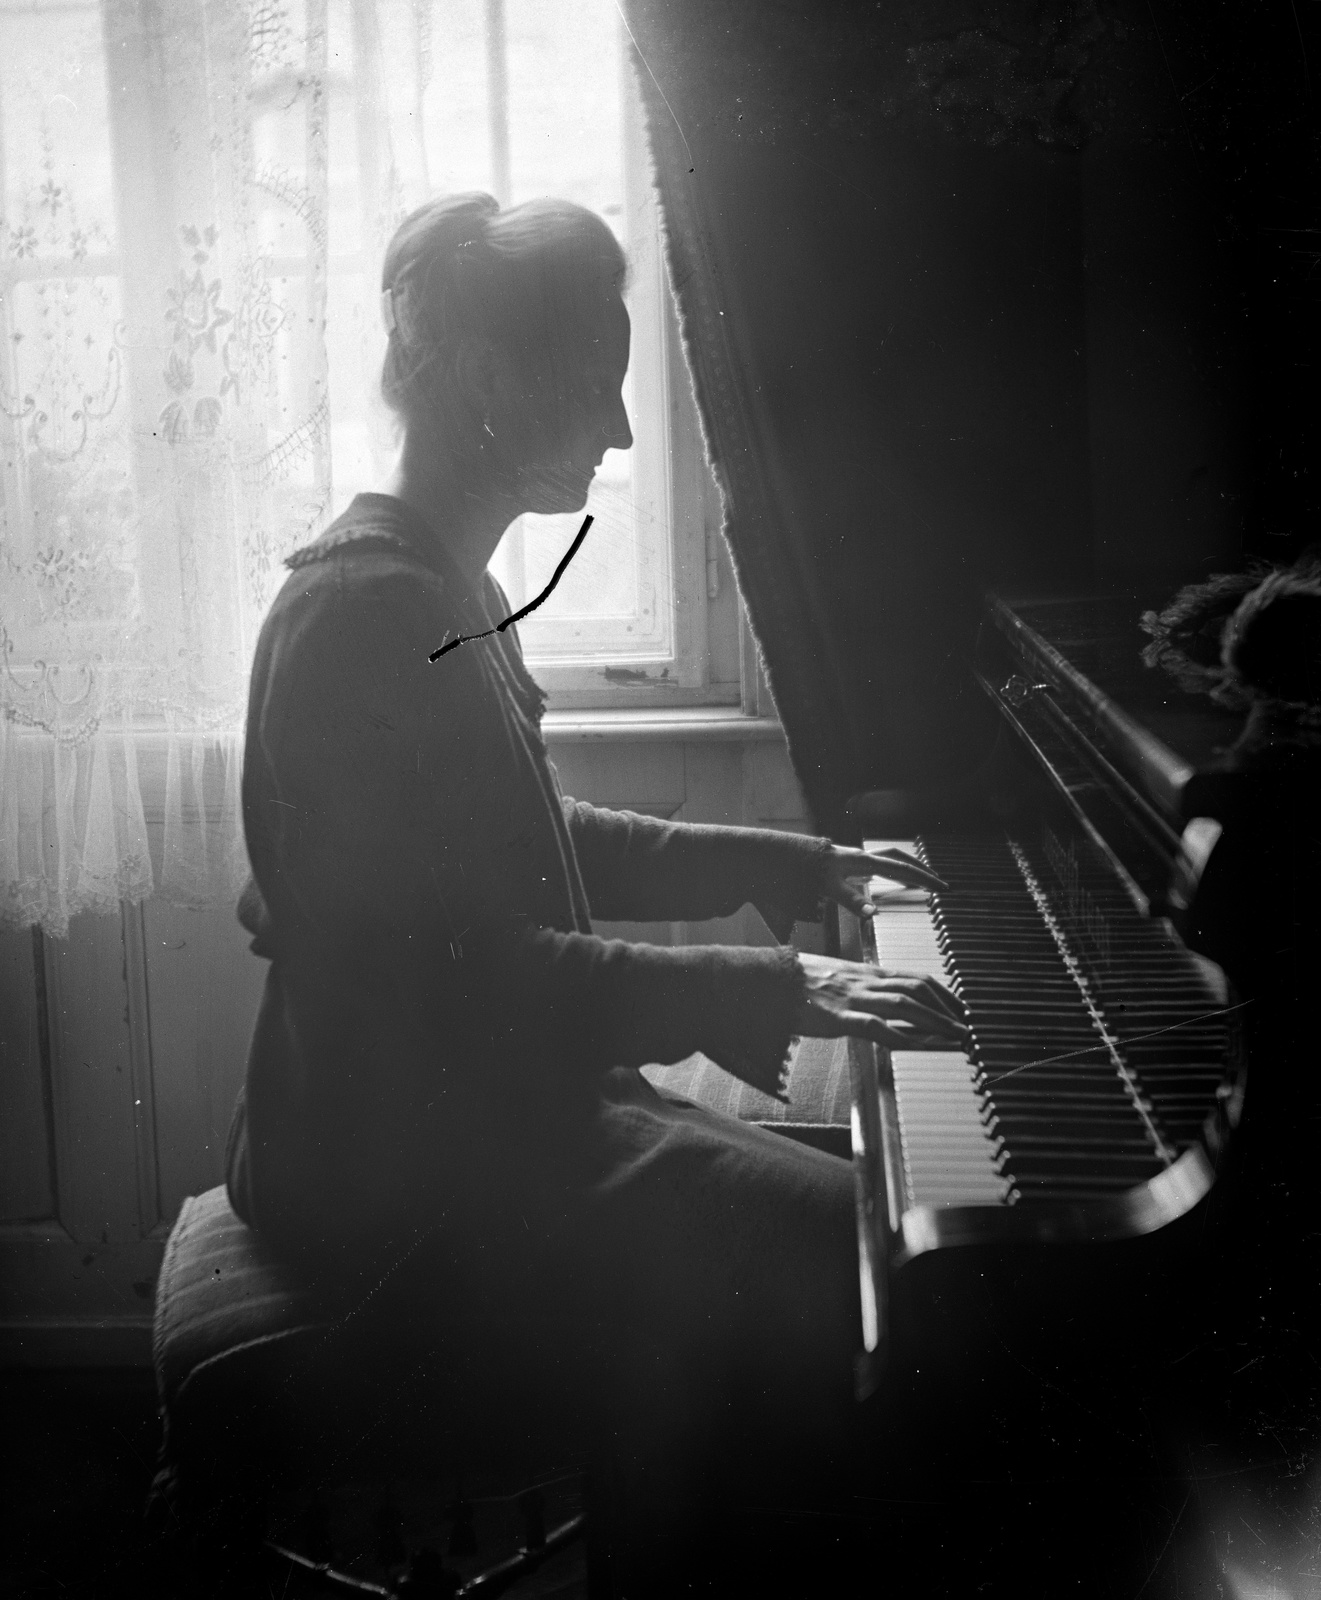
147, 1038, 859, 1595
150, 1186, 626, 1597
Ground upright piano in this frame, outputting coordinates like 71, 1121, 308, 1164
842, 589, 1315, 1400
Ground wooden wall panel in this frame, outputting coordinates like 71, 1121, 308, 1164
674, 742, 754, 946
0, 927, 53, 1221
144, 899, 266, 1221
742, 740, 811, 826
546, 739, 686, 815
676, 741, 743, 828
0, 1223, 163, 1348
41, 913, 146, 1245
740, 743, 825, 953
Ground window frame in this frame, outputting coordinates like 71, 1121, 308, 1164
1, 2, 751, 718
499, 33, 739, 712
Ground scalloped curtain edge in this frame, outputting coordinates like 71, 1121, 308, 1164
0, 717, 248, 940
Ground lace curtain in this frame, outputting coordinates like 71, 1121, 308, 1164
0, 0, 436, 936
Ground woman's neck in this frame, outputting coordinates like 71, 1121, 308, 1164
384, 433, 520, 586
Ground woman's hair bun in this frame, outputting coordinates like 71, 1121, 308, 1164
381, 192, 500, 342
379, 191, 628, 428
384, 192, 498, 283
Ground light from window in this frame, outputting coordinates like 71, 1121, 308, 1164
303, 0, 675, 671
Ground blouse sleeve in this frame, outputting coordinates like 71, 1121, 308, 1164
562, 799, 830, 934
248, 556, 805, 1100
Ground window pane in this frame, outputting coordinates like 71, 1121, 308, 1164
504, 0, 625, 217
416, 0, 492, 198
0, 1, 128, 625
0, 3, 116, 255
490, 0, 670, 661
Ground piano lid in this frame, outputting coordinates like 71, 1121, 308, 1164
984, 591, 1248, 827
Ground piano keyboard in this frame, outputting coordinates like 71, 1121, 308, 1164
866, 831, 1230, 1211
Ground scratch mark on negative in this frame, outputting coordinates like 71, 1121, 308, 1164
612, 2, 696, 173
980, 1001, 1251, 1086
430, 515, 593, 660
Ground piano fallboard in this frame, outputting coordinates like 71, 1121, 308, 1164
975, 593, 1252, 916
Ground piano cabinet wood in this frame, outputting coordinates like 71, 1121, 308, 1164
834, 588, 1321, 1410
973, 591, 1318, 993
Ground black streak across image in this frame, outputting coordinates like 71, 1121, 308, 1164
429, 514, 594, 660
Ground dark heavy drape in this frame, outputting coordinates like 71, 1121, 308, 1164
622, 0, 1320, 839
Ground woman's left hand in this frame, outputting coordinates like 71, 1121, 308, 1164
821, 845, 947, 921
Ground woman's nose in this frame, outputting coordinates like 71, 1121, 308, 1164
603, 393, 633, 452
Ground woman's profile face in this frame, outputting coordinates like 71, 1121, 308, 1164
499, 288, 633, 516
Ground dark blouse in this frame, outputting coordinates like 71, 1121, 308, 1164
226, 494, 831, 1253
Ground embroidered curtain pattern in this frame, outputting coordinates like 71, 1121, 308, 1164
0, 0, 429, 935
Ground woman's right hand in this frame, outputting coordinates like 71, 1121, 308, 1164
794, 952, 969, 1050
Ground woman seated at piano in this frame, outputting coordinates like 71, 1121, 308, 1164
225, 193, 966, 1475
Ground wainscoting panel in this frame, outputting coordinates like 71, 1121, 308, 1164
0, 926, 52, 1222
41, 912, 149, 1248
546, 739, 686, 816
1, 911, 167, 1366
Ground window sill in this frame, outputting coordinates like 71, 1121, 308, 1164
542, 708, 786, 744
2, 708, 787, 750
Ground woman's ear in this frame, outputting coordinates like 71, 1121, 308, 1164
453, 334, 524, 425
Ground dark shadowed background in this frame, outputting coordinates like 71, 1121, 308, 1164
623, 0, 1319, 830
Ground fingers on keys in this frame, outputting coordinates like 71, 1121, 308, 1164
862, 848, 949, 894
857, 986, 969, 1043
873, 971, 967, 1025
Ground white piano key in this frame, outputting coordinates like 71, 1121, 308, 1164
864, 838, 1013, 1209
892, 1051, 1012, 1205
896, 1119, 998, 1141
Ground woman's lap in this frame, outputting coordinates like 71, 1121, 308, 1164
350, 1066, 862, 1488
581, 1067, 858, 1372
232, 1061, 863, 1502
561, 1068, 862, 1503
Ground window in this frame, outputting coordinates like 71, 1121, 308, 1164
304, 0, 740, 709
0, 1, 739, 714
0, 0, 755, 937
0, 0, 128, 654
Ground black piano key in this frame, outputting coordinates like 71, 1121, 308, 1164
988, 1090, 1153, 1108
989, 1110, 1151, 1132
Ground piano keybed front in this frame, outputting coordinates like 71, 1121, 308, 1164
864, 830, 1232, 1215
